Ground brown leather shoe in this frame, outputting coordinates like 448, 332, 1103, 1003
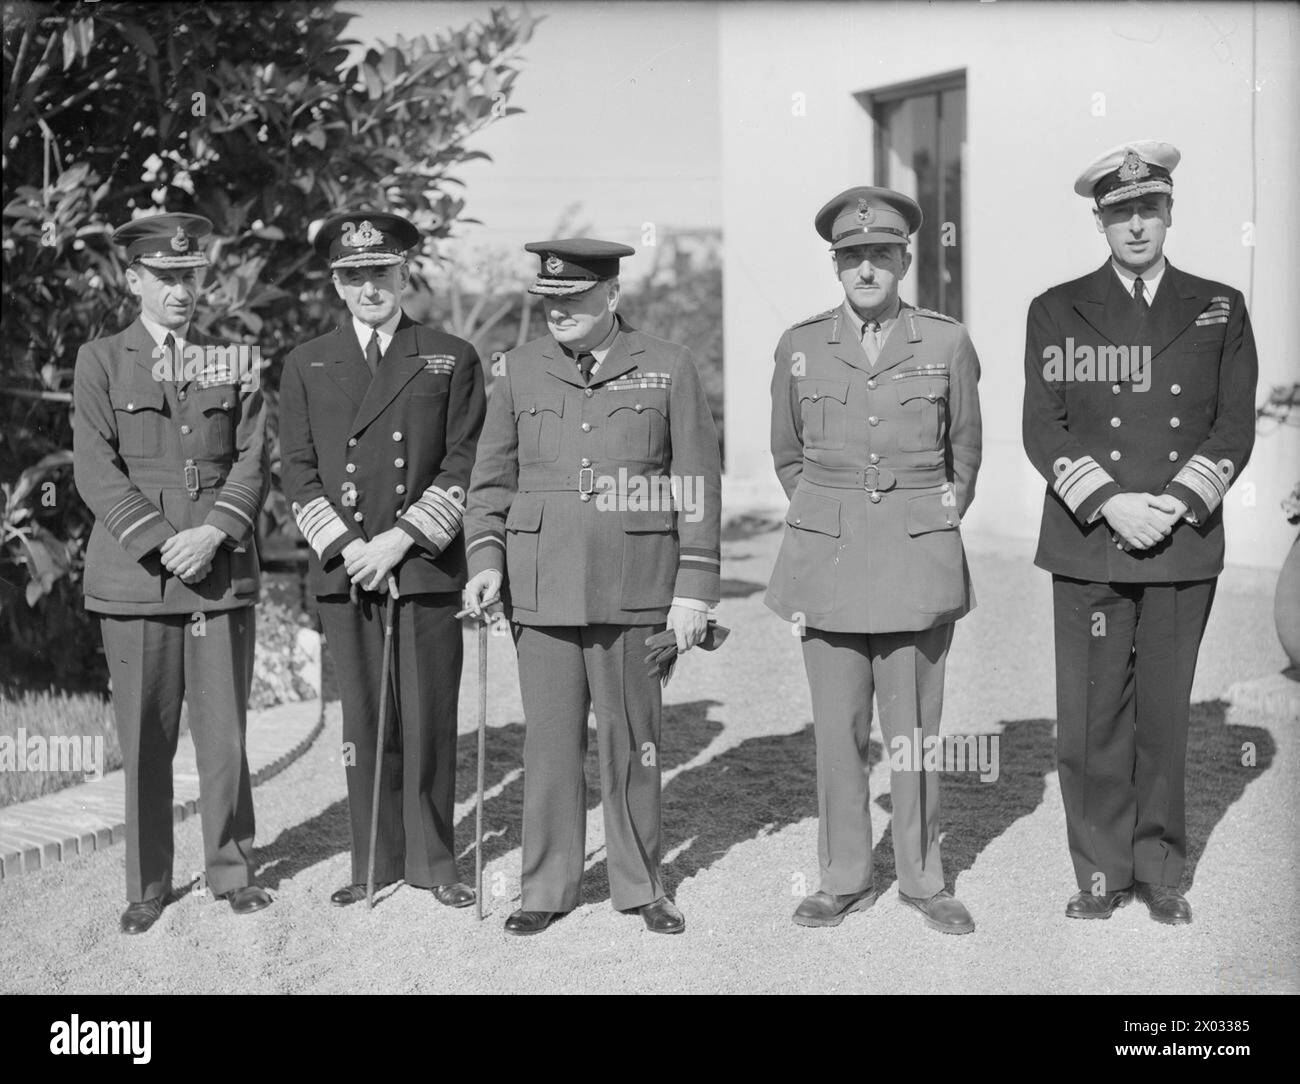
1134, 882, 1192, 925
898, 888, 975, 934
638, 897, 685, 934
504, 909, 560, 936
432, 882, 476, 908
120, 897, 166, 935
792, 887, 878, 928
220, 885, 273, 915
329, 882, 393, 907
1065, 887, 1133, 920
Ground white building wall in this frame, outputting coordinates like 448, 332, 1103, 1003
720, 0, 1299, 571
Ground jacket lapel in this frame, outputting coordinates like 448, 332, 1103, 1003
1071, 262, 1130, 346
320, 323, 373, 411
1146, 263, 1212, 361
124, 319, 165, 380
540, 338, 587, 388
823, 304, 872, 373
348, 314, 427, 438
588, 319, 646, 386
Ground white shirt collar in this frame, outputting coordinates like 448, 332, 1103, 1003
139, 314, 189, 351
841, 296, 901, 340
352, 311, 403, 357
1111, 256, 1166, 300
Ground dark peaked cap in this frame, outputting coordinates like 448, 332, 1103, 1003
814, 186, 923, 249
525, 238, 636, 296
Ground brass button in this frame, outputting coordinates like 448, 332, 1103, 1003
869, 453, 879, 464
1169, 451, 1179, 461
1116, 541, 1125, 550
392, 431, 403, 441
394, 458, 404, 468
868, 416, 879, 426
635, 404, 644, 412
1170, 417, 1181, 428
945, 517, 953, 526
584, 388, 593, 398
529, 406, 537, 415
1171, 384, 1182, 395
126, 401, 135, 410
579, 492, 591, 502
926, 393, 937, 402
1111, 384, 1121, 395
581, 422, 591, 432
221, 399, 230, 409
867, 379, 877, 390
178, 391, 186, 401
348, 437, 358, 447
353, 511, 364, 522
346, 463, 357, 473
180, 424, 191, 435
869, 492, 881, 503
793, 517, 802, 525
1110, 417, 1121, 427
1110, 450, 1121, 461
394, 484, 406, 495
812, 393, 821, 401
581, 458, 591, 467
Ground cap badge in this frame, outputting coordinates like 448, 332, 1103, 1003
856, 199, 875, 226
1117, 150, 1150, 182
341, 220, 384, 249
545, 254, 564, 275
170, 228, 189, 253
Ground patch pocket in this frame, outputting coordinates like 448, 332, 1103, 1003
796, 379, 850, 450
621, 509, 677, 610
779, 488, 841, 614
515, 393, 564, 464
109, 384, 167, 457
894, 372, 949, 452
504, 496, 544, 611
606, 400, 668, 462
905, 491, 964, 613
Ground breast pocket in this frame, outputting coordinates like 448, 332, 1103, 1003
796, 379, 850, 450
515, 394, 564, 464
894, 371, 949, 452
193, 385, 240, 456
606, 400, 668, 463
109, 384, 167, 457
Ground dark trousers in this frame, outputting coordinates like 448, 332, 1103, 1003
1052, 575, 1217, 892
513, 623, 666, 912
801, 624, 952, 899
318, 592, 463, 888
100, 609, 256, 902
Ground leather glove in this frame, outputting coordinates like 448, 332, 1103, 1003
644, 622, 730, 686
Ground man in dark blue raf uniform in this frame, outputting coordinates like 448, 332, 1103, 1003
1023, 141, 1258, 924
766, 188, 982, 935
462, 238, 722, 937
73, 213, 272, 933
278, 211, 486, 909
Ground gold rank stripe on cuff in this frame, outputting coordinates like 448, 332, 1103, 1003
1172, 454, 1230, 513
293, 496, 350, 560
1052, 455, 1115, 515
105, 492, 166, 544
604, 372, 672, 391
211, 480, 261, 528
678, 548, 720, 572
420, 354, 456, 375
466, 533, 505, 556
401, 484, 464, 548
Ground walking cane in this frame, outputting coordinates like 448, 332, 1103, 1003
475, 619, 488, 920
366, 574, 399, 909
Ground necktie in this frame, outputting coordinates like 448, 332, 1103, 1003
862, 320, 882, 366
365, 330, 381, 375
577, 352, 595, 383
163, 333, 178, 380
1134, 277, 1149, 314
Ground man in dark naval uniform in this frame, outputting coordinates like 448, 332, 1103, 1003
462, 238, 722, 937
1022, 141, 1258, 924
73, 213, 272, 933
279, 211, 485, 908
766, 187, 983, 934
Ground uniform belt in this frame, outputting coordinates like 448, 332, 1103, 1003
123, 458, 230, 494
518, 468, 600, 495
800, 461, 948, 492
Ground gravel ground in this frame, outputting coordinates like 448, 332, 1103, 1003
1, 523, 1295, 994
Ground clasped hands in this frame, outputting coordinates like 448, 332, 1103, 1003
1101, 492, 1189, 551
342, 529, 413, 593
160, 525, 225, 585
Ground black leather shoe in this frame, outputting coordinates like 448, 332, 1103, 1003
120, 897, 165, 935
1065, 887, 1133, 920
898, 888, 976, 934
329, 882, 393, 907
1134, 881, 1192, 925
638, 897, 685, 934
792, 887, 877, 928
432, 882, 476, 908
220, 885, 273, 915
504, 909, 559, 936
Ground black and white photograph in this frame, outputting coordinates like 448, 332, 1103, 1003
1, 0, 1296, 1035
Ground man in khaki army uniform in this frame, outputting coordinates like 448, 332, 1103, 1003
462, 238, 722, 936
766, 188, 982, 934
279, 211, 485, 909
1023, 142, 1258, 925
72, 213, 271, 934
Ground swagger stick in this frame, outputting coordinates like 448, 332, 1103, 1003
475, 619, 488, 920
366, 575, 400, 909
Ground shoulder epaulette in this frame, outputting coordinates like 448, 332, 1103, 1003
789, 307, 837, 330
910, 307, 960, 325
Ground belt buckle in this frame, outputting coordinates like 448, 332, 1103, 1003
862, 464, 879, 492
184, 459, 200, 495
578, 467, 595, 495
